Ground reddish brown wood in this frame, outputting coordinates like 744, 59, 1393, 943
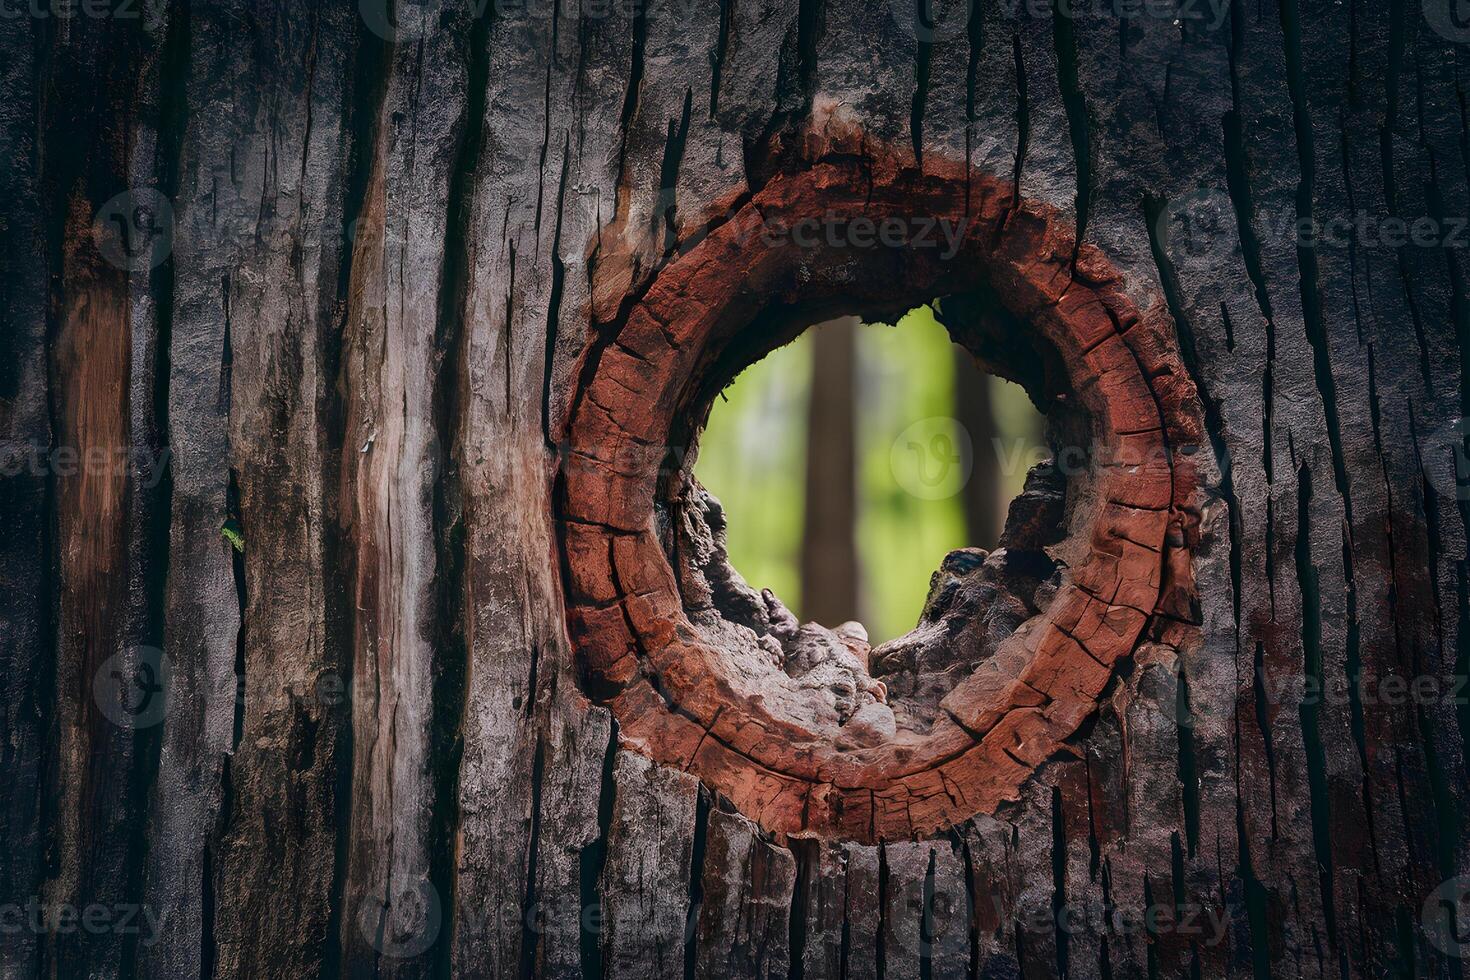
559, 121, 1205, 842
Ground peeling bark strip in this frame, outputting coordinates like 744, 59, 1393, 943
338, 3, 472, 974
47, 193, 139, 980
559, 119, 1206, 842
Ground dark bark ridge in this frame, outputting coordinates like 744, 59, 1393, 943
13, 2, 1465, 973
559, 118, 1206, 843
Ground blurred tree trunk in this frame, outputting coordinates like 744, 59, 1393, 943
800, 317, 861, 627
953, 349, 1002, 548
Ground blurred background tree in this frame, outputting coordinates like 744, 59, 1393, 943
800, 317, 862, 629
695, 305, 1044, 643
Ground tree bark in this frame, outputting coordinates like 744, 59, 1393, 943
2, 2, 1468, 978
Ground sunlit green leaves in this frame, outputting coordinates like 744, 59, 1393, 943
696, 306, 1042, 642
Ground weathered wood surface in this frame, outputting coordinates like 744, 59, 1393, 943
2, 1, 1469, 977
692, 805, 796, 980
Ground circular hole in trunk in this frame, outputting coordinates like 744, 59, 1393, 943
666, 290, 1086, 749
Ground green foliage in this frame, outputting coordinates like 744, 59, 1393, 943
693, 335, 812, 612
695, 306, 1042, 643
854, 306, 969, 641
220, 518, 245, 553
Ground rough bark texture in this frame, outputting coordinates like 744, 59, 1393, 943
3, 1, 1469, 978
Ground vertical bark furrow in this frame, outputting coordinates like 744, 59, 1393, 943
844, 843, 882, 980
1067, 13, 1247, 975
516, 697, 612, 979
925, 840, 969, 980
691, 804, 796, 980
139, 0, 248, 963
0, 14, 54, 979
601, 751, 699, 979
5, 4, 1468, 976
337, 4, 474, 973
1223, 6, 1370, 972
1048, 0, 1091, 252
34, 10, 169, 975
452, 2, 626, 970
199, 3, 358, 972
426, 0, 489, 971
800, 840, 849, 979
879, 841, 924, 980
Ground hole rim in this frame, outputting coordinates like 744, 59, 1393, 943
559, 134, 1204, 843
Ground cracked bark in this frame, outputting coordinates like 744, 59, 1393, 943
1, 1, 1467, 978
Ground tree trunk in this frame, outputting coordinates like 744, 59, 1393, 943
2, 2, 1468, 978
954, 347, 1003, 548
801, 317, 861, 627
